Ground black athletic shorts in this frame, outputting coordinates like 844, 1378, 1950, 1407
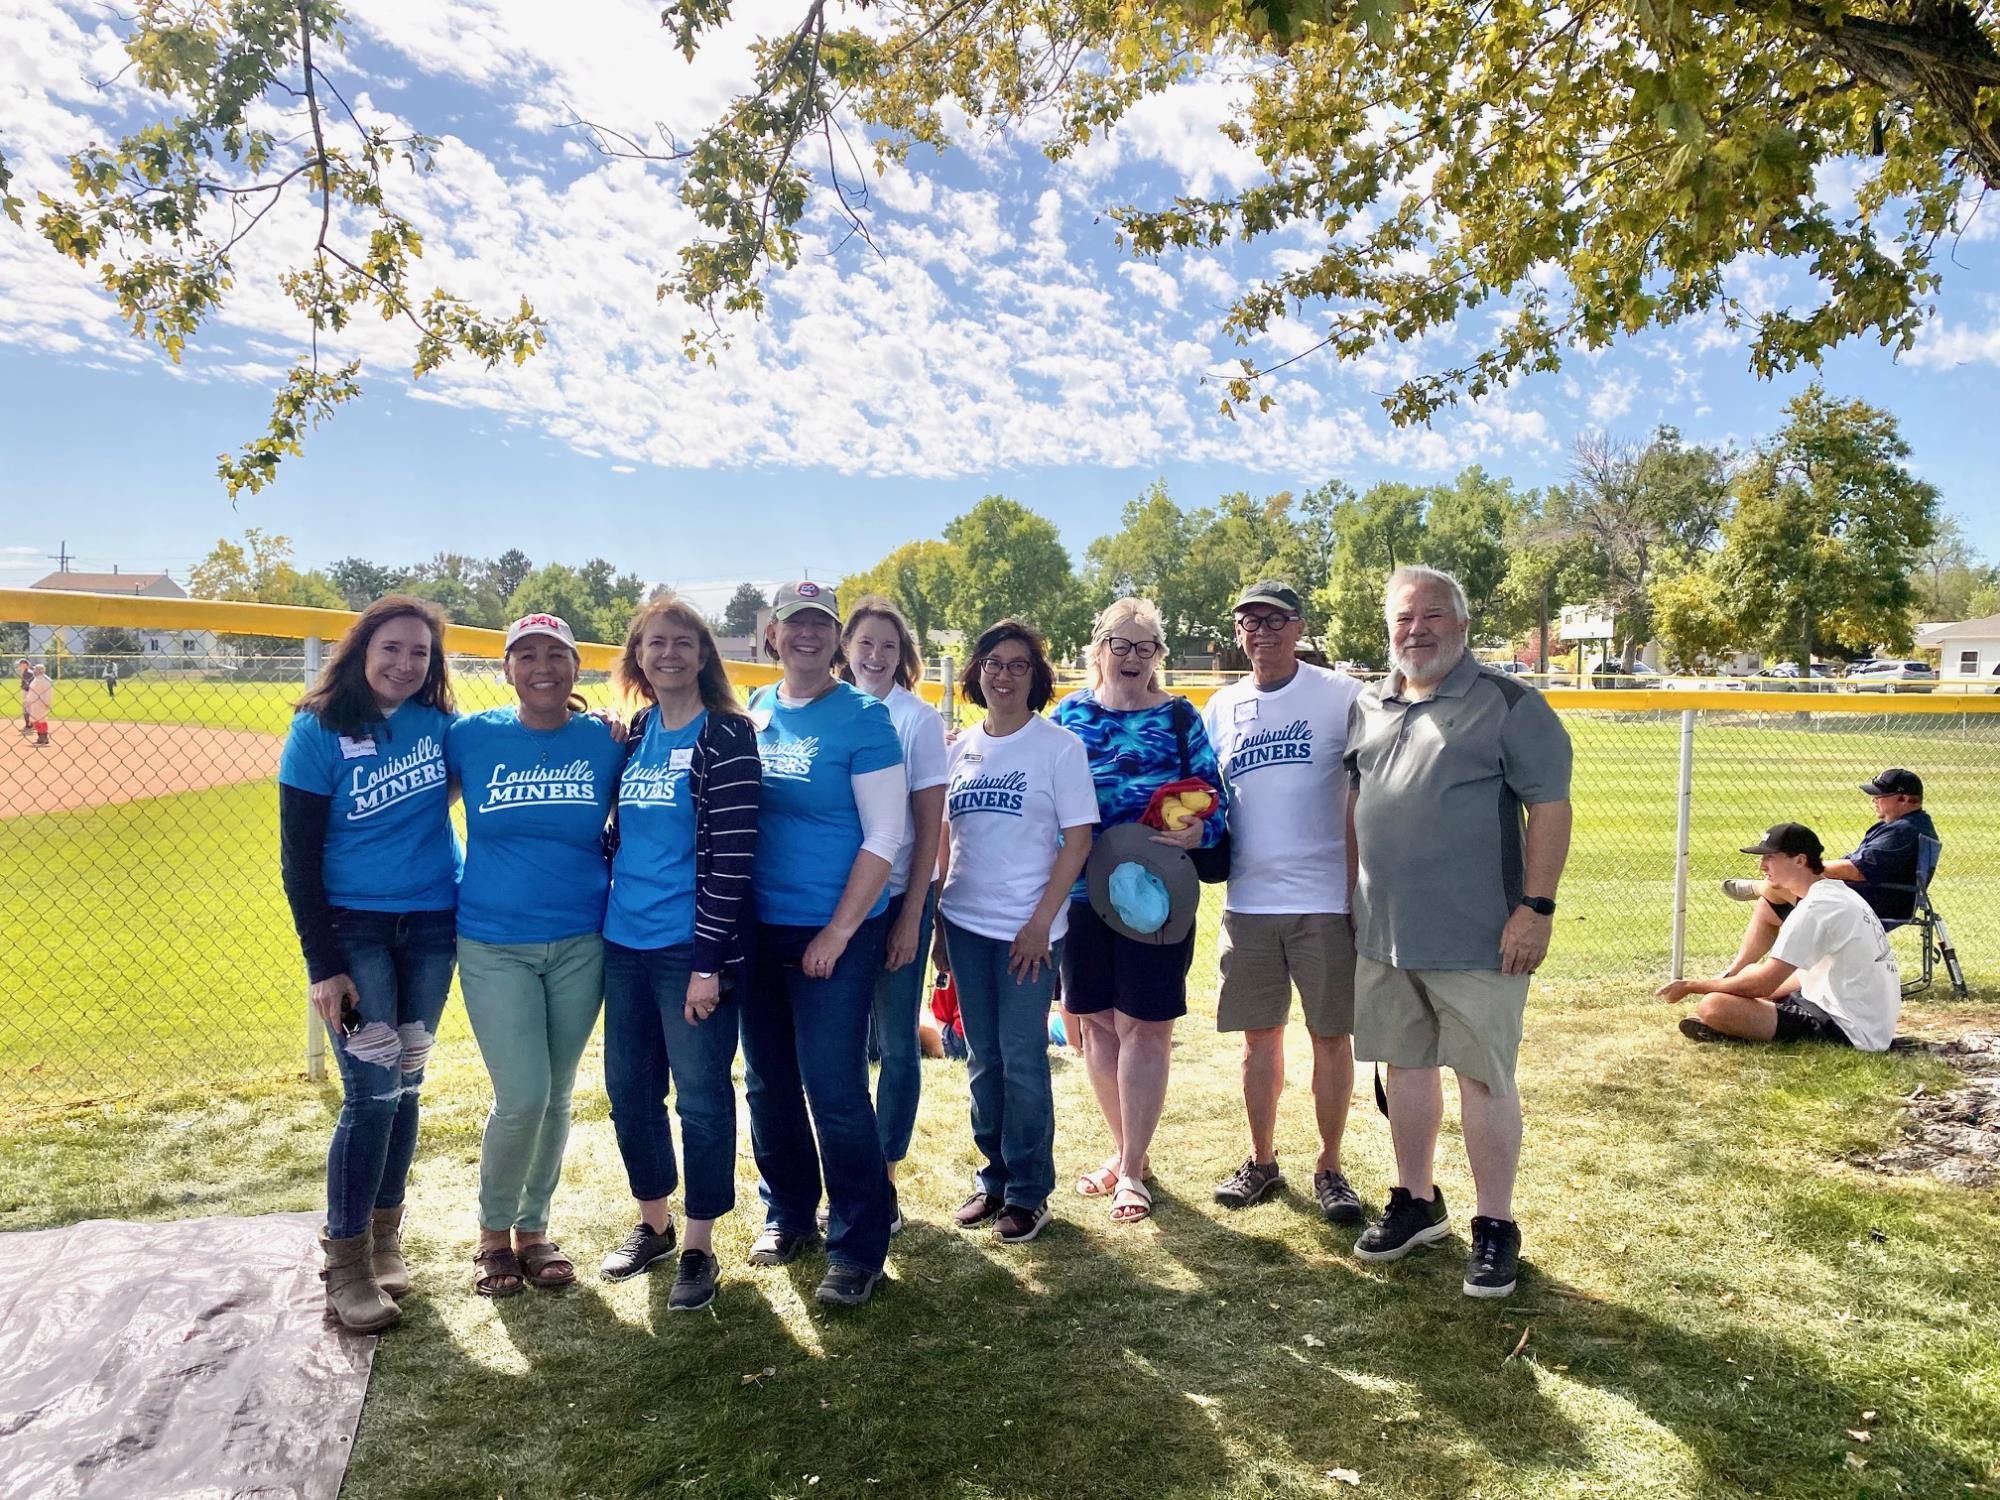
1772, 993, 1853, 1047
1059, 897, 1196, 1023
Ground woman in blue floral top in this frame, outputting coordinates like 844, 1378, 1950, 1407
1052, 597, 1227, 1224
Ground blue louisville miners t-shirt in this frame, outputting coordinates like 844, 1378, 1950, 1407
279, 700, 458, 912
605, 709, 707, 950
446, 708, 622, 944
750, 682, 902, 928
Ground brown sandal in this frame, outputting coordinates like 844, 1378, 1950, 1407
473, 1246, 525, 1298
517, 1240, 576, 1290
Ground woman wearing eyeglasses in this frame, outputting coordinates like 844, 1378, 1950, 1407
933, 619, 1097, 1244
1052, 597, 1227, 1225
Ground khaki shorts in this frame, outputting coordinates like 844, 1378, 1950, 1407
1216, 912, 1357, 1037
1353, 957, 1529, 1097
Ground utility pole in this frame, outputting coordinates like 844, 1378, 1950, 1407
49, 540, 73, 574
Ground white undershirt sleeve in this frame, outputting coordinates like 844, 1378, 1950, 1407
853, 763, 910, 865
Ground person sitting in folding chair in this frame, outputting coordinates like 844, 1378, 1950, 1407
1661, 823, 1901, 1051
1715, 767, 1937, 976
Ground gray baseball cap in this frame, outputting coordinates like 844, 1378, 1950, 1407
772, 580, 840, 622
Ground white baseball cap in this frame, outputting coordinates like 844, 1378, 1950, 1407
505, 612, 577, 651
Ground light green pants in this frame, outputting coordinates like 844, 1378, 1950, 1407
459, 933, 605, 1232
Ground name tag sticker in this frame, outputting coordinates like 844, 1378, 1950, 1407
1233, 699, 1260, 724
960, 751, 984, 765
668, 747, 696, 771
338, 735, 378, 760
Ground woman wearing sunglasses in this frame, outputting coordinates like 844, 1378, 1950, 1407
1052, 597, 1227, 1225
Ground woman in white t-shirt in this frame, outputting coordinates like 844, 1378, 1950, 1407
839, 597, 948, 1206
932, 619, 1099, 1244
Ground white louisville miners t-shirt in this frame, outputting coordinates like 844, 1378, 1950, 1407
1769, 878, 1902, 1051
1203, 661, 1363, 915
939, 714, 1100, 944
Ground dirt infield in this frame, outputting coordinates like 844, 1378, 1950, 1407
0, 720, 285, 817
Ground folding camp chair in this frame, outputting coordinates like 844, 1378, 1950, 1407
1899, 834, 1967, 998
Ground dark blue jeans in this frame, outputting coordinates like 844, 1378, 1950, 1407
868, 886, 935, 1164
740, 914, 892, 1272
941, 918, 1061, 1211
602, 940, 741, 1221
324, 907, 457, 1240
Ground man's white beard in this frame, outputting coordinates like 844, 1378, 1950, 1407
1390, 637, 1466, 686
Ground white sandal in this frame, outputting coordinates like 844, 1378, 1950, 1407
1110, 1176, 1153, 1224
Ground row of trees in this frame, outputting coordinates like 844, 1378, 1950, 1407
835, 385, 1966, 674
166, 385, 1965, 673
187, 529, 648, 649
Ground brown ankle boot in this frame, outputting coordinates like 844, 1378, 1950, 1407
371, 1207, 409, 1300
321, 1229, 399, 1333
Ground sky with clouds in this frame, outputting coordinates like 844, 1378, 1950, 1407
2, 0, 1995, 616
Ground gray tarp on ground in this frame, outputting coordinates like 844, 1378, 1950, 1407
0, 1212, 375, 1500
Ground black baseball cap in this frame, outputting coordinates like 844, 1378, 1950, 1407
1860, 767, 1923, 798
1739, 822, 1824, 859
1233, 580, 1303, 615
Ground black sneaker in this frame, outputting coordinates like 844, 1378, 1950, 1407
814, 1261, 883, 1306
1312, 1169, 1365, 1225
1353, 1186, 1451, 1262
599, 1220, 676, 1281
993, 1203, 1051, 1244
668, 1248, 719, 1311
747, 1225, 820, 1267
1678, 1016, 1742, 1045
1214, 1157, 1285, 1208
1464, 1216, 1521, 1298
953, 1190, 1003, 1229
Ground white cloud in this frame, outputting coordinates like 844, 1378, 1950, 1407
1907, 319, 2000, 369
1587, 370, 1639, 424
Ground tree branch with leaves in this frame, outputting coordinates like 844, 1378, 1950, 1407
29, 0, 544, 496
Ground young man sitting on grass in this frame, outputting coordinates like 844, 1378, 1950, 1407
1658, 823, 1901, 1052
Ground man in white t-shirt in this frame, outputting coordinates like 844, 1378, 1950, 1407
1202, 581, 1369, 1223
1658, 822, 1900, 1051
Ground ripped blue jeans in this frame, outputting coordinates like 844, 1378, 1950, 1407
324, 907, 457, 1240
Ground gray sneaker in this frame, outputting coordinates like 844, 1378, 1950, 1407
600, 1221, 676, 1281
814, 1262, 883, 1307
1215, 1157, 1286, 1208
1720, 878, 1761, 902
1312, 1169, 1365, 1225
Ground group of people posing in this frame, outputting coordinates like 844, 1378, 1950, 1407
282, 562, 1583, 1332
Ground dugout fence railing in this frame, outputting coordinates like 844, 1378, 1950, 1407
4, 591, 1995, 1109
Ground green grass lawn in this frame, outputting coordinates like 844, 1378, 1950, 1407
3, 982, 1996, 1499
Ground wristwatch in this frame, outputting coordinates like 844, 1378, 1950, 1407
694, 970, 718, 981
1518, 896, 1557, 917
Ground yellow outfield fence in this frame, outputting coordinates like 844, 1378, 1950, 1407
3, 592, 1994, 1109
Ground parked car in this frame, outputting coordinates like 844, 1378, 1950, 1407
1591, 660, 1660, 689
1845, 659, 1936, 692
1749, 662, 1837, 692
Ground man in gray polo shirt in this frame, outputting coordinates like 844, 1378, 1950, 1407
1342, 565, 1572, 1298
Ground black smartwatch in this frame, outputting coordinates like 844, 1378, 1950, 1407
1518, 895, 1557, 917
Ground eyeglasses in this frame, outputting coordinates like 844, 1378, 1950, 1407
1236, 612, 1298, 636
1103, 638, 1163, 659
978, 656, 1033, 678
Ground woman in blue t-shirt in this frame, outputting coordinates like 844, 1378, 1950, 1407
594, 596, 760, 1313
1053, 597, 1227, 1227
279, 596, 460, 1332
741, 581, 908, 1308
446, 612, 622, 1298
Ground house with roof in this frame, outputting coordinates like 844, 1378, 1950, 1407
1915, 614, 2000, 690
23, 569, 229, 668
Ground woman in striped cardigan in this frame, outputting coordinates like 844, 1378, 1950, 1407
595, 595, 761, 1312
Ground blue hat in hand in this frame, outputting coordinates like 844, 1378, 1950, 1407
1086, 823, 1199, 946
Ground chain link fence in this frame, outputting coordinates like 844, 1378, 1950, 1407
4, 645, 1995, 1109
